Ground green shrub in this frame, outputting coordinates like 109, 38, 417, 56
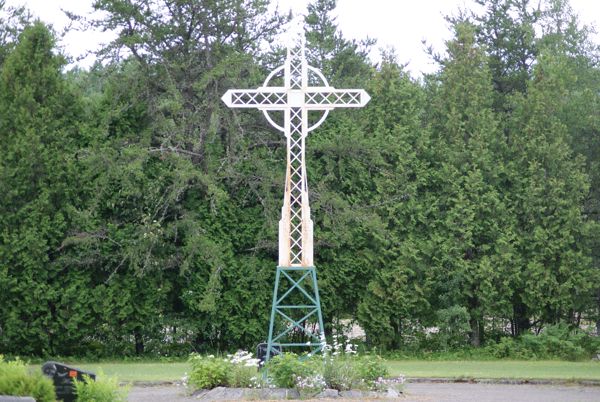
264, 353, 316, 389
435, 306, 471, 350
225, 351, 259, 388
268, 352, 389, 392
486, 324, 596, 361
322, 355, 358, 391
188, 354, 230, 389
0, 356, 56, 402
294, 373, 326, 397
188, 352, 260, 390
522, 324, 588, 360
74, 373, 128, 402
354, 355, 389, 384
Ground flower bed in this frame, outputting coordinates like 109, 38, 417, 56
185, 338, 404, 399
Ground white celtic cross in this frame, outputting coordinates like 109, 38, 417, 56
222, 46, 370, 268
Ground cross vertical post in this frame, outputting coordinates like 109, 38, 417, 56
222, 44, 370, 361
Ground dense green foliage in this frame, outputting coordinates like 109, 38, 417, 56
486, 324, 600, 360
264, 352, 389, 392
74, 373, 128, 402
0, 0, 599, 358
0, 356, 56, 401
188, 351, 259, 389
265, 353, 316, 389
188, 355, 231, 389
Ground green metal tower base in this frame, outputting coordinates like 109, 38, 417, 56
265, 266, 325, 361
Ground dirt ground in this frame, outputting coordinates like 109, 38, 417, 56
127, 381, 600, 402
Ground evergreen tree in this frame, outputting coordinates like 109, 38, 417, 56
0, 1, 30, 66
0, 22, 89, 355
503, 49, 596, 332
355, 55, 434, 348
426, 22, 511, 346
471, 0, 540, 107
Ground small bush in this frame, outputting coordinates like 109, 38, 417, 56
486, 324, 597, 361
264, 353, 316, 389
354, 355, 389, 385
188, 351, 260, 390
435, 306, 472, 350
486, 336, 535, 359
188, 354, 229, 389
191, 349, 397, 393
225, 351, 260, 388
294, 373, 326, 397
0, 356, 56, 402
74, 373, 128, 402
322, 355, 358, 391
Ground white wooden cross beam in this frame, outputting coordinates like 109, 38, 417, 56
222, 45, 370, 268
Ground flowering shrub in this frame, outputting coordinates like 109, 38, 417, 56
264, 353, 316, 389
320, 335, 390, 391
226, 351, 261, 387
188, 344, 401, 395
322, 356, 357, 391
321, 335, 360, 390
295, 373, 326, 397
354, 355, 389, 386
188, 351, 260, 390
249, 374, 275, 389
189, 354, 229, 389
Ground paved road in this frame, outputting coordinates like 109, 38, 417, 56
403, 382, 600, 402
128, 382, 600, 401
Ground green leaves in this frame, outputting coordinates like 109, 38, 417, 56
0, 0, 598, 358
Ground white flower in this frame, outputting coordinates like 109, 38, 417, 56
244, 358, 260, 367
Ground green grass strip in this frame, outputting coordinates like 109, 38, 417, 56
386, 360, 600, 380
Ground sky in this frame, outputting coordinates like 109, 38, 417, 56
3, 0, 600, 76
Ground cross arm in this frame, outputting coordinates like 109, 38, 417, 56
221, 88, 287, 109
304, 89, 370, 109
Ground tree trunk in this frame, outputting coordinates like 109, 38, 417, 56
134, 330, 144, 355
512, 300, 530, 336
469, 317, 481, 347
596, 290, 600, 335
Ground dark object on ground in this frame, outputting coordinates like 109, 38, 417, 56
256, 342, 281, 366
0, 397, 36, 402
41, 361, 96, 402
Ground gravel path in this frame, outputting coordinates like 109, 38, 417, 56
128, 382, 600, 402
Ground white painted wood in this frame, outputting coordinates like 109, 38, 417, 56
222, 45, 370, 267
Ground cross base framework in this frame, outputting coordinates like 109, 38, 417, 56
266, 266, 325, 361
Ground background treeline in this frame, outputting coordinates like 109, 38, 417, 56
0, 0, 599, 358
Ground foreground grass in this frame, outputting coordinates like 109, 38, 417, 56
29, 359, 600, 382
30, 362, 190, 382
386, 360, 600, 380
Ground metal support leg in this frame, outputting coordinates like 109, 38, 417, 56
265, 266, 325, 362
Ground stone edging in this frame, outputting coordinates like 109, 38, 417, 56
407, 377, 600, 387
123, 376, 600, 388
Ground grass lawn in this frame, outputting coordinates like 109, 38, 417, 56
29, 359, 600, 382
386, 360, 600, 381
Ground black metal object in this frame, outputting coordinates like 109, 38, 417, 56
256, 342, 281, 366
41, 361, 96, 402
